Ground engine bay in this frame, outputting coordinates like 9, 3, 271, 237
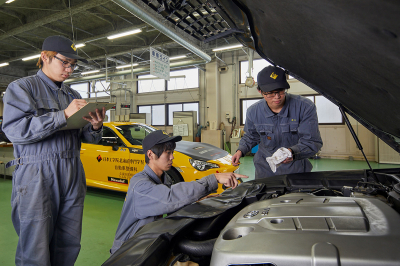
103, 168, 400, 266
175, 168, 400, 266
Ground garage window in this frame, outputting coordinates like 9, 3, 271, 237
168, 68, 199, 90
240, 95, 343, 125
92, 80, 110, 97
240, 59, 272, 84
70, 82, 89, 99
138, 102, 199, 126
305, 95, 343, 124
240, 98, 262, 125
167, 102, 199, 125
138, 104, 166, 126
137, 74, 165, 93
137, 68, 199, 93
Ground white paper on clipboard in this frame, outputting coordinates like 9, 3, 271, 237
60, 102, 116, 130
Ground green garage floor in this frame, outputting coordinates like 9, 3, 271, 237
1, 158, 399, 265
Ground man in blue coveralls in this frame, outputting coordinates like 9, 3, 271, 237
232, 65, 322, 179
110, 130, 247, 254
2, 36, 105, 266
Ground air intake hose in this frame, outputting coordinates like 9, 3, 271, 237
176, 238, 216, 257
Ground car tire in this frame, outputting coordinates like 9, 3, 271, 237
166, 167, 185, 184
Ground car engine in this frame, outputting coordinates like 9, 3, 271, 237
211, 193, 400, 266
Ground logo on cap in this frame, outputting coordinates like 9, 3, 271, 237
71, 44, 77, 51
270, 72, 278, 79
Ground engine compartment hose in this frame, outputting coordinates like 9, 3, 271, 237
176, 238, 217, 257
387, 174, 400, 183
376, 173, 400, 183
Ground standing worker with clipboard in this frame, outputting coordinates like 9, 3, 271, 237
2, 35, 105, 266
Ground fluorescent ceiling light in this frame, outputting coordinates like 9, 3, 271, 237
0, 62, 9, 67
5, 0, 15, 3
81, 70, 100, 75
22, 54, 41, 61
75, 43, 85, 48
116, 63, 139, 69
169, 55, 187, 60
107, 29, 142, 40
212, 44, 243, 52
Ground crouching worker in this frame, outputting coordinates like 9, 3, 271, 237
110, 130, 247, 254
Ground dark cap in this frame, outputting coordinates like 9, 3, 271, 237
142, 130, 182, 154
257, 65, 290, 93
42, 35, 88, 63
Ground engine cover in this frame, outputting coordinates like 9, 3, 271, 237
210, 193, 400, 266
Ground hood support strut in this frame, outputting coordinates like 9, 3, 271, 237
339, 105, 379, 183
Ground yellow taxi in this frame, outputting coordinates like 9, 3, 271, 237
80, 122, 239, 194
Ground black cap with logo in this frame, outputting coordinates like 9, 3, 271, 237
142, 130, 182, 155
257, 65, 290, 93
42, 35, 88, 63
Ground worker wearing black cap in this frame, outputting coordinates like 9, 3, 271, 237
2, 35, 105, 266
232, 65, 323, 179
110, 130, 247, 254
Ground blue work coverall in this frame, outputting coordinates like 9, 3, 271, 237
110, 164, 218, 254
238, 93, 323, 179
2, 69, 103, 266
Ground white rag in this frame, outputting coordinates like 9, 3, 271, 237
266, 147, 292, 173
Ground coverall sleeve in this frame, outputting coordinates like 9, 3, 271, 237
289, 103, 323, 160
133, 174, 218, 219
66, 87, 103, 144
2, 81, 67, 145
81, 123, 103, 144
237, 112, 260, 156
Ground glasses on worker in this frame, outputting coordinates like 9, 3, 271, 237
262, 89, 287, 98
54, 55, 78, 70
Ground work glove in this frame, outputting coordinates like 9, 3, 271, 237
266, 147, 292, 173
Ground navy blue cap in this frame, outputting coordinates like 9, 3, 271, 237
257, 65, 290, 92
42, 35, 88, 63
142, 130, 182, 154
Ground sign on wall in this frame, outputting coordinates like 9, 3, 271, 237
150, 47, 170, 81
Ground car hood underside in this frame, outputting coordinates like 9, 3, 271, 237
221, 0, 400, 152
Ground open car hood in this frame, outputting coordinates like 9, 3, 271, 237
217, 0, 400, 153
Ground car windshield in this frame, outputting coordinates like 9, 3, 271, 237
115, 124, 156, 146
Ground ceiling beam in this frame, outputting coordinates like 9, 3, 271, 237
0, 7, 26, 25
40, 25, 73, 39
107, 57, 127, 65
0, 0, 110, 41
84, 10, 116, 30
88, 41, 179, 61
0, 24, 148, 64
11, 36, 41, 50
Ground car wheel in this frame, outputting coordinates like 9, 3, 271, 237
166, 167, 184, 184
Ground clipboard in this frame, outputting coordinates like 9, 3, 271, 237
61, 102, 116, 130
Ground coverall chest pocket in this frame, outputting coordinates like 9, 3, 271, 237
255, 124, 275, 149
281, 123, 299, 145
36, 98, 60, 116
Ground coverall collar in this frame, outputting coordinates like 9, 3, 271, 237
143, 164, 168, 185
263, 93, 291, 117
37, 69, 64, 91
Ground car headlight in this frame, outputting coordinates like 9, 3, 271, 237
189, 159, 219, 171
